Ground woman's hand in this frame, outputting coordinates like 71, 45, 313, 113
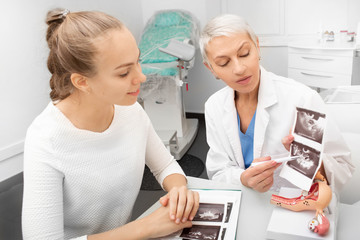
142, 204, 193, 239
88, 199, 192, 240
240, 156, 281, 192
241, 133, 294, 192
282, 133, 294, 151
159, 186, 199, 224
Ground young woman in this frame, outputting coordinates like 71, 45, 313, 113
22, 9, 199, 240
199, 14, 354, 193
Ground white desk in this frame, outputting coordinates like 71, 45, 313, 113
139, 177, 360, 239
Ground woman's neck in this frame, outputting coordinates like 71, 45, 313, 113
235, 81, 259, 134
56, 93, 114, 133
235, 84, 259, 109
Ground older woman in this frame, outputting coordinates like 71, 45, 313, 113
199, 14, 354, 193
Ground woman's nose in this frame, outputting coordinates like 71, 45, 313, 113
138, 72, 146, 83
133, 66, 146, 84
232, 59, 246, 75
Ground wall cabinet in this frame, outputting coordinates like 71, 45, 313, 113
288, 42, 356, 89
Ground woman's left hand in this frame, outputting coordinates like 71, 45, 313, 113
159, 186, 199, 224
282, 134, 294, 151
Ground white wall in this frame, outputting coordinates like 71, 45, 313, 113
0, 0, 144, 182
348, 0, 360, 33
0, 0, 50, 181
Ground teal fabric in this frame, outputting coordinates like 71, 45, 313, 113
154, 11, 183, 26
141, 66, 178, 76
153, 11, 192, 27
139, 10, 194, 67
139, 25, 192, 64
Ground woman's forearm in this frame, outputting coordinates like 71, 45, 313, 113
87, 217, 150, 240
88, 204, 192, 240
162, 173, 188, 192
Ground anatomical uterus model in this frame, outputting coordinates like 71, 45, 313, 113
270, 171, 332, 236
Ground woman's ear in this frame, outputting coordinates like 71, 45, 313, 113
70, 73, 90, 94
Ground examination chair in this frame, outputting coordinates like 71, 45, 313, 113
138, 9, 200, 159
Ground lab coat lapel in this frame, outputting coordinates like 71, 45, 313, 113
222, 88, 244, 168
254, 67, 278, 158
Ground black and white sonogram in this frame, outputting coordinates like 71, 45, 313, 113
288, 141, 320, 179
294, 107, 326, 144
221, 228, 227, 240
193, 203, 224, 222
224, 202, 233, 223
180, 225, 221, 240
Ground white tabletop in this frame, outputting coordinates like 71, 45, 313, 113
288, 41, 356, 50
139, 177, 360, 240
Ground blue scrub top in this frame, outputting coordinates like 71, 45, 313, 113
237, 111, 256, 169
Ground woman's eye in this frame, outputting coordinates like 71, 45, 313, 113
119, 72, 129, 78
240, 52, 250, 57
218, 62, 229, 67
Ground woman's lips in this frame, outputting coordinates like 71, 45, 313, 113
236, 76, 251, 85
128, 89, 140, 96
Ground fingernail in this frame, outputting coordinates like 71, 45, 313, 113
182, 217, 187, 223
176, 218, 180, 224
171, 214, 175, 220
190, 216, 194, 220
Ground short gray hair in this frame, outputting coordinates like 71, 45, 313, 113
199, 14, 258, 64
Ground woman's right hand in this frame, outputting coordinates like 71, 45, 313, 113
88, 204, 192, 240
142, 204, 192, 239
240, 156, 281, 192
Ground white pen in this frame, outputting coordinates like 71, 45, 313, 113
250, 156, 300, 167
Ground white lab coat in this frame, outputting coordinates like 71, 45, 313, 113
205, 67, 354, 193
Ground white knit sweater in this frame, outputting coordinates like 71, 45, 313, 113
22, 102, 185, 240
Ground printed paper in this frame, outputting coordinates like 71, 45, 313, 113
280, 107, 326, 190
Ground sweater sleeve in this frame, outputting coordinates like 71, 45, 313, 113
144, 118, 185, 189
22, 130, 67, 239
22, 130, 87, 240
